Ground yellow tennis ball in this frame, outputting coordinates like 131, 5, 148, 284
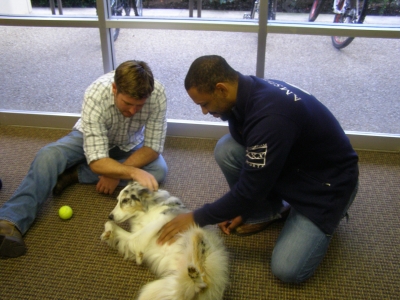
59, 205, 73, 220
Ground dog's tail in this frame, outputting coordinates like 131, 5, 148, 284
137, 270, 208, 300
136, 277, 178, 300
138, 274, 203, 300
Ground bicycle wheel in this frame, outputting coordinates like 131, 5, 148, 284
309, 0, 325, 22
331, 0, 368, 49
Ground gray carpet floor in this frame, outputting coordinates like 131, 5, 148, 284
1, 125, 399, 299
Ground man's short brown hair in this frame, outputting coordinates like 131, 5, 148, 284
114, 60, 154, 99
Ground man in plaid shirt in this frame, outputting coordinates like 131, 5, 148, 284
0, 60, 168, 259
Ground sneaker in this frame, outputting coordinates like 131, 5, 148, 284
0, 220, 27, 258
233, 205, 291, 236
53, 165, 79, 196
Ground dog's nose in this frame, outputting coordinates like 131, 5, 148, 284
108, 214, 114, 220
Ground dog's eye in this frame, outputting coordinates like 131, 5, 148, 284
121, 198, 130, 205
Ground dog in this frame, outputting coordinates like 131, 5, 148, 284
101, 182, 229, 300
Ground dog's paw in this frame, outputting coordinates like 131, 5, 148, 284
188, 265, 207, 292
101, 221, 116, 243
135, 251, 144, 265
104, 220, 115, 232
188, 265, 200, 279
101, 230, 112, 241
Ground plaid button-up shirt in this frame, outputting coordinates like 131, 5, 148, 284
73, 71, 167, 164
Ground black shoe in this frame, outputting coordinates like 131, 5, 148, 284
53, 165, 79, 196
0, 220, 27, 258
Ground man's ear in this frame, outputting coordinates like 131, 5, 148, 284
215, 83, 229, 97
112, 82, 117, 95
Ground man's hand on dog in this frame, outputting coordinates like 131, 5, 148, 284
130, 168, 159, 192
157, 212, 195, 245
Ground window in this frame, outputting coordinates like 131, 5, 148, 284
0, 0, 399, 149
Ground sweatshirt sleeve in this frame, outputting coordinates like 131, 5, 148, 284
193, 115, 299, 226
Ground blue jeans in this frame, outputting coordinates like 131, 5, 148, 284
215, 133, 358, 283
0, 130, 167, 235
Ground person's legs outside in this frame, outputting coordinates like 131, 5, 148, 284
0, 130, 86, 258
214, 134, 286, 235
270, 182, 359, 283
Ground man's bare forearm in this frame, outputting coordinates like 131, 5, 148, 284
122, 146, 159, 168
89, 146, 159, 179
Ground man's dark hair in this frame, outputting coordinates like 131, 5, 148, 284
114, 60, 154, 99
184, 55, 238, 94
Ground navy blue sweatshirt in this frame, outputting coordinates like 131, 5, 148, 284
193, 74, 359, 235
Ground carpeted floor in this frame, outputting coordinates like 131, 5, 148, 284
0, 125, 399, 299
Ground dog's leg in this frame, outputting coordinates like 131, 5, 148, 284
101, 220, 119, 245
185, 228, 229, 300
101, 221, 136, 260
187, 228, 209, 291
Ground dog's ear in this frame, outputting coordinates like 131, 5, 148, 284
131, 181, 151, 199
138, 186, 150, 197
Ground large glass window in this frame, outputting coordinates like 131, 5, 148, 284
0, 0, 399, 141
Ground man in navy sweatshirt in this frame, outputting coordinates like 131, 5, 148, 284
158, 55, 359, 283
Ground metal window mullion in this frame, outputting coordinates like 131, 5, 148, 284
97, 0, 116, 73
106, 18, 257, 32
256, 0, 268, 78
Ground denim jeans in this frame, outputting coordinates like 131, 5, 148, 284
0, 130, 167, 235
215, 133, 358, 283
214, 134, 283, 223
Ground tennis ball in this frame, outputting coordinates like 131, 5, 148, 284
59, 205, 73, 220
